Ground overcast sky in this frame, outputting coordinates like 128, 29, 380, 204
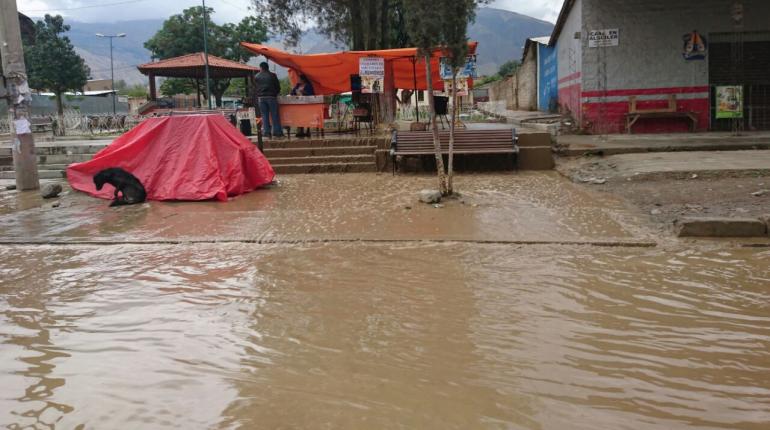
18, 0, 562, 24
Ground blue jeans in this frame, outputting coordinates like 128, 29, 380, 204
258, 97, 282, 136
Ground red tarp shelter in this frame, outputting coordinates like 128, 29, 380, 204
67, 115, 275, 202
240, 42, 478, 96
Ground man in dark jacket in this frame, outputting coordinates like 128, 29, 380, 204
255, 61, 283, 138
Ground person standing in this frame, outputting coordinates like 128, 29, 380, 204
290, 74, 315, 138
255, 61, 283, 138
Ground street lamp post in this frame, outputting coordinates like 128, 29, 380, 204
202, 0, 212, 109
95, 32, 126, 115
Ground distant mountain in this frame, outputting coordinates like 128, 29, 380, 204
469, 8, 554, 76
64, 19, 164, 86
42, 7, 552, 87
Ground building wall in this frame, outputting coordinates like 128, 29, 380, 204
84, 79, 113, 92
517, 47, 538, 110
485, 76, 517, 111
556, 0, 583, 122
579, 0, 770, 133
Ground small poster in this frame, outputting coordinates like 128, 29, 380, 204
359, 57, 384, 93
443, 78, 469, 96
682, 30, 707, 60
716, 85, 743, 119
439, 55, 478, 80
588, 29, 619, 47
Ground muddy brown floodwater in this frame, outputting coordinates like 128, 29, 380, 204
1, 173, 769, 429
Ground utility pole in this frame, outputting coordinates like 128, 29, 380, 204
202, 0, 212, 109
96, 32, 126, 115
0, 1, 39, 191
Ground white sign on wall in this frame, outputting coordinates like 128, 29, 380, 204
588, 29, 619, 47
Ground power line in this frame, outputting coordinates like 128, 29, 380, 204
21, 0, 151, 13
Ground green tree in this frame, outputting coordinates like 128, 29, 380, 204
403, 0, 448, 194
24, 15, 91, 116
253, 0, 410, 50
403, 0, 486, 195
439, 0, 477, 194
144, 6, 268, 107
498, 60, 519, 77
159, 78, 196, 97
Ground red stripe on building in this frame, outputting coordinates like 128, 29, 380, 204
581, 86, 710, 98
558, 72, 581, 84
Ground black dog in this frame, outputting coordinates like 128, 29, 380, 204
93, 167, 147, 207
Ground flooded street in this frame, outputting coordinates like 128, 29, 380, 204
1, 173, 769, 429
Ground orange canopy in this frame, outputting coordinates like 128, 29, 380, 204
240, 42, 478, 96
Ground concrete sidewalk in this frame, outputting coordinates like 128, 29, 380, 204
476, 102, 562, 134
561, 150, 770, 182
558, 132, 770, 156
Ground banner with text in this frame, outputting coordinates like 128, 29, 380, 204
359, 57, 385, 93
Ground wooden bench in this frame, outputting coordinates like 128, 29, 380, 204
625, 94, 698, 133
390, 129, 518, 174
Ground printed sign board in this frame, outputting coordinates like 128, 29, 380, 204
443, 78, 469, 96
359, 57, 385, 93
439, 55, 478, 80
716, 85, 743, 119
588, 29, 619, 47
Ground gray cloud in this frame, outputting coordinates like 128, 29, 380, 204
19, 0, 562, 24
18, 0, 254, 24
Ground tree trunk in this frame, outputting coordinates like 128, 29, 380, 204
366, 0, 379, 49
55, 92, 65, 136
380, 0, 390, 48
350, 1, 365, 50
425, 54, 448, 195
215, 93, 223, 108
448, 70, 458, 195
55, 92, 64, 116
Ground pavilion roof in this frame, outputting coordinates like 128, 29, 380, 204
138, 53, 259, 79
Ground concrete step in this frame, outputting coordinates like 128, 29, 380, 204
0, 144, 107, 157
1, 163, 70, 172
37, 154, 93, 164
263, 146, 376, 158
0, 169, 66, 180
273, 162, 377, 174
269, 155, 375, 165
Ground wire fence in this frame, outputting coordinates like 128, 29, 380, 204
396, 103, 495, 122
0, 109, 228, 138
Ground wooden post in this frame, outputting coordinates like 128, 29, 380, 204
148, 73, 157, 101
0, 2, 39, 191
381, 59, 396, 124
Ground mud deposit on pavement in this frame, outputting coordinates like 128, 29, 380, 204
2, 173, 769, 428
0, 173, 641, 244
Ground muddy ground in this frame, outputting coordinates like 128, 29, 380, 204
557, 156, 770, 234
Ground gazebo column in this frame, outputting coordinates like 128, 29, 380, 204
149, 73, 157, 101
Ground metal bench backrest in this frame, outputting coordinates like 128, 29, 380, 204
392, 129, 516, 151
